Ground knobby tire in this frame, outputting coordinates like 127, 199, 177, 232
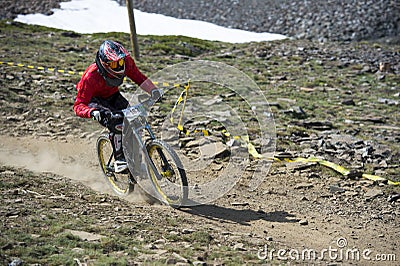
146, 139, 188, 208
97, 135, 133, 196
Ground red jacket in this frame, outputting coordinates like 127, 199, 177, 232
74, 55, 156, 118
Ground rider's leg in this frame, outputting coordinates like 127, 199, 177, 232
109, 129, 128, 173
109, 132, 123, 160
89, 92, 129, 173
106, 91, 129, 157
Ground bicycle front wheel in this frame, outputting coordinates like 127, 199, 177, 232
146, 139, 188, 207
97, 135, 133, 196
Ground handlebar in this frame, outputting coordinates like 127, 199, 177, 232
105, 95, 155, 121
121, 95, 158, 121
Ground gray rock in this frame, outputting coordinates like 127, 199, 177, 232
364, 189, 384, 201
329, 185, 345, 194
299, 219, 308, 225
378, 98, 399, 106
199, 141, 229, 159
342, 99, 356, 106
284, 106, 307, 119
128, 0, 400, 43
294, 183, 314, 189
182, 228, 195, 234
8, 258, 23, 266
387, 194, 400, 203
233, 243, 247, 251
146, 243, 158, 250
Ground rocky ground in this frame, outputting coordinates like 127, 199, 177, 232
0, 0, 70, 20
0, 1, 399, 265
1, 0, 399, 43
123, 0, 400, 43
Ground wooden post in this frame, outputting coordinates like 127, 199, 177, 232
126, 0, 140, 60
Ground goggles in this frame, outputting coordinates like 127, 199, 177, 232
108, 58, 125, 70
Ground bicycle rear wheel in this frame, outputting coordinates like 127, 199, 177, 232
97, 135, 133, 196
146, 139, 188, 207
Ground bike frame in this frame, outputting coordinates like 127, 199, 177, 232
97, 92, 188, 205
121, 100, 168, 182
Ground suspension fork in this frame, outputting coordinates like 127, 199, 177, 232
104, 141, 114, 174
145, 124, 169, 168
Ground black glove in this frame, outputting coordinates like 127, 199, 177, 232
90, 109, 111, 127
150, 88, 163, 102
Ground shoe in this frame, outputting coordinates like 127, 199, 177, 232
114, 159, 128, 173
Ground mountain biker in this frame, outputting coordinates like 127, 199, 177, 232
73, 40, 162, 173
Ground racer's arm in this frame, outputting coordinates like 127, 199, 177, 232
73, 80, 96, 118
74, 91, 96, 118
125, 55, 157, 94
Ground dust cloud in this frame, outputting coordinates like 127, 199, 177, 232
0, 135, 151, 203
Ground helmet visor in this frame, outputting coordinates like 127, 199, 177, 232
108, 58, 125, 71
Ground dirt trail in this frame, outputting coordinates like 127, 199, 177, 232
0, 135, 152, 203
0, 135, 100, 188
1, 134, 399, 264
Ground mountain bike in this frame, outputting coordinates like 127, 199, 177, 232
96, 96, 188, 208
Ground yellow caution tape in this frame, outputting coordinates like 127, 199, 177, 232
0, 60, 85, 76
362, 174, 399, 186
247, 142, 263, 159
169, 82, 399, 186
153, 81, 182, 88
177, 124, 184, 132
274, 156, 399, 186
0, 61, 185, 89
